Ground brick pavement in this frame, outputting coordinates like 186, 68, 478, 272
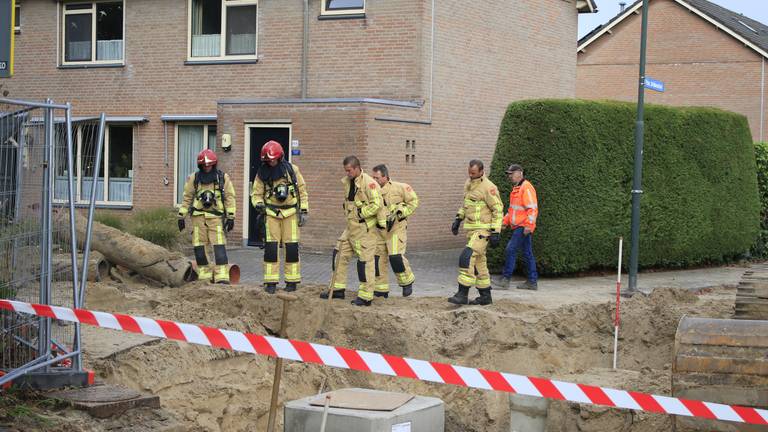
225, 247, 746, 309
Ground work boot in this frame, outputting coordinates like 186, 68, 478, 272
284, 282, 297, 292
469, 288, 493, 305
374, 291, 389, 298
516, 281, 538, 291
264, 283, 277, 294
492, 275, 512, 290
320, 290, 345, 300
447, 284, 470, 305
350, 297, 372, 307
216, 280, 231, 285
402, 284, 413, 297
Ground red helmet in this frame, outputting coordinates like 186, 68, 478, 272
261, 141, 284, 162
197, 149, 218, 169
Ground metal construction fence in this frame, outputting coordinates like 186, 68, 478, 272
0, 98, 105, 387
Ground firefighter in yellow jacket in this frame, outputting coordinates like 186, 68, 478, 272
371, 164, 418, 297
448, 159, 503, 306
250, 141, 308, 294
178, 149, 237, 284
320, 156, 384, 306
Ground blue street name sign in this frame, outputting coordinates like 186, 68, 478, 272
643, 77, 664, 92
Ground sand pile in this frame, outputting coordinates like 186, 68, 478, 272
58, 277, 733, 432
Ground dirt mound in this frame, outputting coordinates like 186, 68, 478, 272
71, 279, 737, 432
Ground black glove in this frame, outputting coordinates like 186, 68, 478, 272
224, 218, 235, 232
298, 211, 308, 227
386, 215, 396, 232
254, 203, 266, 215
177, 218, 185, 232
489, 231, 501, 248
451, 218, 461, 236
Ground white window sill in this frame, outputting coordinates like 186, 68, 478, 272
185, 58, 258, 65
58, 63, 125, 69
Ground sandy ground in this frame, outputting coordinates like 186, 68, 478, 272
2, 271, 739, 431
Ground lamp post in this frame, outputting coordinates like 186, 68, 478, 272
628, 0, 650, 295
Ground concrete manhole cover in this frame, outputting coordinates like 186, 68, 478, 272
49, 385, 141, 403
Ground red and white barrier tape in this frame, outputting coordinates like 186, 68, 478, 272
1, 299, 766, 426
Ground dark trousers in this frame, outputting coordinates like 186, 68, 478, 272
502, 227, 538, 282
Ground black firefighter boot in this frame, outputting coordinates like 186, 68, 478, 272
264, 283, 277, 295
284, 282, 298, 292
447, 284, 470, 305
469, 288, 493, 306
320, 290, 345, 300
402, 284, 413, 297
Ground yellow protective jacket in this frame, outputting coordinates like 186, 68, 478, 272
342, 173, 384, 229
178, 170, 237, 219
250, 163, 308, 219
382, 181, 419, 223
457, 176, 503, 232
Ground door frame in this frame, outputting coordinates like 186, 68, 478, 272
243, 123, 292, 244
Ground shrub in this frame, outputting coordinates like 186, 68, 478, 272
127, 208, 180, 249
751, 142, 768, 258
488, 99, 760, 275
94, 212, 124, 231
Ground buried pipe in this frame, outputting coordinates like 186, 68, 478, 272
267, 292, 298, 432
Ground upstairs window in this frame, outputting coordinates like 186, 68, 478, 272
189, 0, 257, 60
321, 0, 364, 16
62, 1, 124, 65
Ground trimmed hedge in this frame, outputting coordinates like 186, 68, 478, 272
488, 99, 760, 275
751, 142, 768, 258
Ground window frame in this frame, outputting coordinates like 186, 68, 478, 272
320, 0, 365, 16
60, 0, 125, 66
173, 123, 217, 206
55, 123, 134, 206
186, 0, 258, 62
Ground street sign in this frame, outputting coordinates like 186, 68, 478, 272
643, 77, 664, 92
0, 0, 14, 78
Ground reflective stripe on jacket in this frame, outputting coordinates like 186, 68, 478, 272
457, 176, 503, 232
502, 179, 538, 231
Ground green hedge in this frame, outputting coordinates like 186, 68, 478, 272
487, 99, 760, 275
751, 142, 768, 258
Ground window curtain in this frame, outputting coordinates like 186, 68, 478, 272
191, 0, 220, 57
177, 125, 205, 204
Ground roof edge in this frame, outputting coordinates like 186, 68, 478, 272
217, 97, 423, 109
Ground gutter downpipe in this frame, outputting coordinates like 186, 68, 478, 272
301, 0, 309, 98
760, 57, 765, 142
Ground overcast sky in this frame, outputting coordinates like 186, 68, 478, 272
578, 0, 768, 39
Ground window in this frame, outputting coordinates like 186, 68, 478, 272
62, 1, 124, 65
54, 123, 134, 205
175, 124, 216, 204
14, 3, 20, 33
321, 0, 364, 16
189, 0, 257, 60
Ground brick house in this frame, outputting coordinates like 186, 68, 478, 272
577, 0, 767, 142
6, 0, 596, 249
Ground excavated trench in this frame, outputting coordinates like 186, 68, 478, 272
79, 280, 734, 432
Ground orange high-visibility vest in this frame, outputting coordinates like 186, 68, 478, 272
502, 180, 538, 232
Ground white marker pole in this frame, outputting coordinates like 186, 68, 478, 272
613, 237, 623, 370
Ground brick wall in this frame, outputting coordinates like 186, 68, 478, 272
7, 0, 582, 251
577, 0, 767, 142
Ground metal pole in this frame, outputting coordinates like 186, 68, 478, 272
613, 237, 623, 370
64, 104, 82, 371
78, 114, 106, 308
41, 100, 55, 369
628, 0, 650, 294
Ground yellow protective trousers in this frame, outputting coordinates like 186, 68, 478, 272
374, 223, 415, 293
191, 215, 229, 283
457, 229, 491, 289
332, 224, 377, 301
263, 213, 300, 284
